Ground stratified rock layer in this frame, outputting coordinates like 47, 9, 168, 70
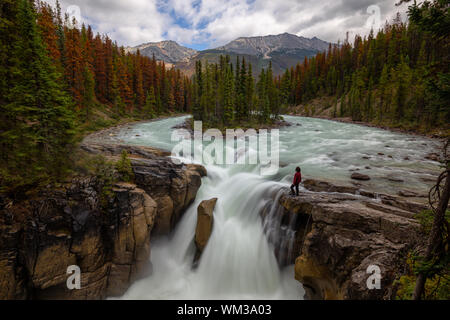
282, 190, 420, 299
263, 179, 425, 300
0, 143, 205, 299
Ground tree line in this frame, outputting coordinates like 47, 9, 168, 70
0, 0, 192, 195
191, 56, 282, 127
277, 9, 449, 130
35, 0, 192, 119
1, 0, 448, 194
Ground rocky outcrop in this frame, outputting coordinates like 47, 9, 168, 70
81, 143, 206, 236
302, 179, 427, 214
262, 179, 425, 300
0, 179, 155, 299
0, 143, 205, 300
195, 198, 217, 252
126, 40, 197, 64
283, 192, 420, 300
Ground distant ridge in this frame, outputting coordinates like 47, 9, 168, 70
128, 33, 332, 76
125, 40, 197, 64
215, 33, 330, 58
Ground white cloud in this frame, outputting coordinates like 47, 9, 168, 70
44, 0, 409, 48
45, 0, 170, 45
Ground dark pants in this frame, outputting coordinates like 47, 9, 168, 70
291, 183, 299, 196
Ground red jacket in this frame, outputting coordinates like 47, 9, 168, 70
293, 172, 302, 185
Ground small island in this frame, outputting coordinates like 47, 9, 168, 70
189, 56, 288, 132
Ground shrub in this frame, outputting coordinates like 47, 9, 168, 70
115, 150, 134, 182
395, 210, 450, 300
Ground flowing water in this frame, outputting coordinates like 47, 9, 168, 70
109, 115, 441, 300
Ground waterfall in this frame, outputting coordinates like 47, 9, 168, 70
118, 164, 304, 300
261, 188, 298, 267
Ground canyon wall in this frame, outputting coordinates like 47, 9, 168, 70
0, 144, 205, 299
262, 180, 425, 300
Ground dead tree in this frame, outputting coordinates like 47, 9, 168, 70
413, 139, 450, 299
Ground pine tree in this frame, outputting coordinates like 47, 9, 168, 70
339, 95, 346, 117
246, 63, 254, 118
36, 2, 61, 69
1, 0, 75, 192
82, 65, 95, 119
239, 57, 248, 120
257, 69, 271, 123
64, 22, 84, 108
143, 88, 156, 119
378, 64, 389, 122
134, 53, 145, 110
223, 62, 234, 125
116, 55, 133, 111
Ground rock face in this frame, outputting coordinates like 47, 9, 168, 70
216, 33, 330, 58
195, 198, 217, 252
81, 143, 206, 236
176, 33, 331, 77
129, 33, 330, 77
126, 40, 197, 64
302, 179, 427, 214
0, 143, 205, 300
398, 190, 425, 198
303, 179, 360, 195
261, 179, 424, 300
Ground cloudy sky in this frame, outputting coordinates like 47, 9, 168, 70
44, 0, 409, 50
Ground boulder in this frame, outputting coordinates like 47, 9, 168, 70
398, 190, 422, 198
186, 163, 207, 177
303, 179, 358, 194
195, 198, 218, 252
425, 153, 440, 162
386, 175, 404, 183
351, 172, 371, 181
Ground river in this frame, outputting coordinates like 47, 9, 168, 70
109, 115, 441, 300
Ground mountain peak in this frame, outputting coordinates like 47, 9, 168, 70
127, 40, 197, 64
130, 33, 331, 77
216, 33, 330, 57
